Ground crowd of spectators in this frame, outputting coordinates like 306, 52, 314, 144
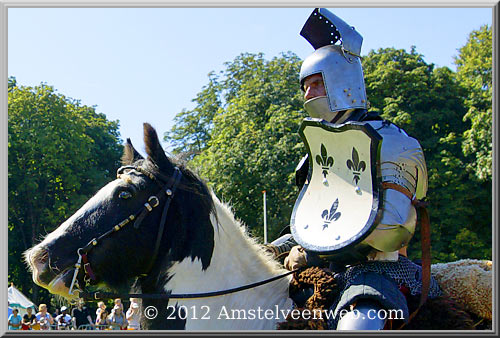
8, 298, 142, 330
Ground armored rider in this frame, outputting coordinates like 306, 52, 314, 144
267, 8, 441, 330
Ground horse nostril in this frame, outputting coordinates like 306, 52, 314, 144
37, 252, 49, 265
28, 246, 51, 271
27, 245, 63, 286
33, 247, 47, 263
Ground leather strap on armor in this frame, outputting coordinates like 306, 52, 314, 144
381, 182, 431, 328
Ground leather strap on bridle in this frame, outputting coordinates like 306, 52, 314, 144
140, 167, 182, 276
79, 269, 298, 300
81, 253, 96, 282
381, 182, 431, 329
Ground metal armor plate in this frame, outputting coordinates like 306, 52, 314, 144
290, 118, 383, 254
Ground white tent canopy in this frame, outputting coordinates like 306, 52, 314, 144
8, 284, 36, 316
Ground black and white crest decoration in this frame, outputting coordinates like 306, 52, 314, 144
291, 118, 383, 254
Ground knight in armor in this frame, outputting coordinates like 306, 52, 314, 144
267, 8, 441, 330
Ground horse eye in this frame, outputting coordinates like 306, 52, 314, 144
118, 191, 132, 200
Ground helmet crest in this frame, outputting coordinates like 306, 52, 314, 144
300, 8, 363, 56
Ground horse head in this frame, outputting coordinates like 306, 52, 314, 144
24, 123, 215, 300
25, 123, 293, 330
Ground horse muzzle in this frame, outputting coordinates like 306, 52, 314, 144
24, 245, 79, 299
25, 246, 56, 286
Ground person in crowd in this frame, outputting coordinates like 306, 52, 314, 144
114, 298, 124, 312
52, 308, 60, 321
108, 305, 128, 330
55, 306, 72, 330
126, 298, 141, 330
8, 308, 22, 330
21, 306, 37, 330
71, 299, 94, 330
95, 310, 110, 329
35, 304, 54, 330
95, 301, 107, 319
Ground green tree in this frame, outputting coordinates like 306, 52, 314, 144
447, 25, 493, 260
454, 25, 492, 182
8, 77, 123, 305
431, 24, 493, 261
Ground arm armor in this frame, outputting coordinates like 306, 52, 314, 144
362, 121, 428, 253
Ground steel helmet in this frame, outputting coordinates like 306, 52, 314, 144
299, 8, 368, 122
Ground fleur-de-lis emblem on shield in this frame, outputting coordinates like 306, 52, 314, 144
316, 144, 334, 178
346, 147, 366, 185
321, 198, 341, 230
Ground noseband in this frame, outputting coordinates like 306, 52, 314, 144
68, 165, 183, 296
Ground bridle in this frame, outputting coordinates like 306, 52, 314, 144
67, 163, 296, 302
68, 164, 183, 296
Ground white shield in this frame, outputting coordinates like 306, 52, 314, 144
291, 118, 383, 254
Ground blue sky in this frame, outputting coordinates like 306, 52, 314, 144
8, 7, 492, 154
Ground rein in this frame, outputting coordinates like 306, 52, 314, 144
79, 269, 297, 300
68, 165, 183, 296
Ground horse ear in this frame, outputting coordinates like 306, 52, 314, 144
143, 123, 174, 172
121, 138, 144, 165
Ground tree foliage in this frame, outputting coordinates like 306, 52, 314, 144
454, 25, 492, 182
8, 77, 123, 304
